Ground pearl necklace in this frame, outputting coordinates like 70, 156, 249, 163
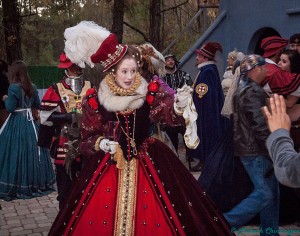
116, 110, 137, 155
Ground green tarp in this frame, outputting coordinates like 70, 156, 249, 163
28, 66, 64, 89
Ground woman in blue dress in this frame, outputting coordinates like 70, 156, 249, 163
0, 60, 55, 200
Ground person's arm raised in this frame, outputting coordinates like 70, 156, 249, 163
263, 94, 291, 133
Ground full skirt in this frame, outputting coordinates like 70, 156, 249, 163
49, 138, 233, 236
0, 113, 55, 200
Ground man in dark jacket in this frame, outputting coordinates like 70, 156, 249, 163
224, 55, 279, 236
162, 54, 193, 159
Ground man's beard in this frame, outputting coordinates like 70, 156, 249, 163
165, 65, 175, 70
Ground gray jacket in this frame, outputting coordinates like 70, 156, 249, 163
266, 128, 300, 188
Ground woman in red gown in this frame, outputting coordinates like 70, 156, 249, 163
49, 21, 232, 236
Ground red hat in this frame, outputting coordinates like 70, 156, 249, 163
90, 34, 128, 72
195, 42, 223, 60
261, 36, 288, 58
57, 53, 74, 69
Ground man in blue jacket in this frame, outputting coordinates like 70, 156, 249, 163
190, 41, 228, 171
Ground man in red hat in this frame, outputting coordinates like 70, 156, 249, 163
261, 36, 300, 107
189, 41, 229, 171
260, 35, 289, 87
262, 37, 300, 154
38, 53, 94, 209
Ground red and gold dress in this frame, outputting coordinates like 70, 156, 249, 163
49, 74, 233, 236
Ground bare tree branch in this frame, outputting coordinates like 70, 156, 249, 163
161, 0, 188, 13
162, 2, 218, 13
21, 13, 37, 18
123, 21, 149, 42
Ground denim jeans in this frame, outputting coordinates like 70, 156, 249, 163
224, 155, 280, 236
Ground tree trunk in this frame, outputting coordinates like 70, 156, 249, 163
149, 0, 161, 50
111, 0, 125, 43
2, 0, 23, 64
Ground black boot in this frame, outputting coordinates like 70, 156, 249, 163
190, 161, 204, 172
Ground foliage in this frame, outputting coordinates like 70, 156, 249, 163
0, 0, 219, 65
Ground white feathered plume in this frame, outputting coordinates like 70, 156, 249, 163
138, 43, 166, 77
64, 21, 111, 68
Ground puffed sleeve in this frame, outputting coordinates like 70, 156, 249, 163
5, 84, 21, 113
269, 70, 300, 95
39, 85, 63, 125
40, 85, 61, 111
148, 76, 184, 126
79, 88, 107, 158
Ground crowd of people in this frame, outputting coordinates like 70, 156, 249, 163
0, 19, 300, 235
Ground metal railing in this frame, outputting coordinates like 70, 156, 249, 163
162, 5, 219, 57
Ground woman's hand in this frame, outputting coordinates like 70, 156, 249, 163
99, 139, 118, 154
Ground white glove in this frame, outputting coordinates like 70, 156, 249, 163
99, 139, 118, 154
175, 85, 193, 108
2, 95, 8, 101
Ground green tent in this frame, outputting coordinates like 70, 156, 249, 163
28, 66, 64, 89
